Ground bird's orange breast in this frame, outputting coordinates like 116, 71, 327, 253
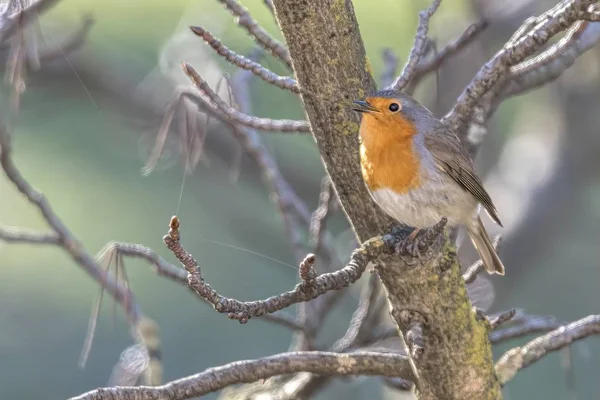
359, 116, 421, 194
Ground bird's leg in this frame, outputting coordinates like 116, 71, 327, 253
407, 228, 421, 242
396, 228, 423, 258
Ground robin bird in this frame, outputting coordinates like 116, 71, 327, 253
353, 89, 505, 275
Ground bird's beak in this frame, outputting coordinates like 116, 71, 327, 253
352, 100, 380, 114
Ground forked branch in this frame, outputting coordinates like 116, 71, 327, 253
163, 216, 405, 323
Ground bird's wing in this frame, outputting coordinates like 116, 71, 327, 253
424, 129, 502, 227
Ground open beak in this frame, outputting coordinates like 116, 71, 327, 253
352, 100, 380, 114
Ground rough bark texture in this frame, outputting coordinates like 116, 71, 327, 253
272, 1, 501, 399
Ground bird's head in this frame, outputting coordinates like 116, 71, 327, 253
353, 89, 436, 142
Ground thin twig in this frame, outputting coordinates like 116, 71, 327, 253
70, 351, 412, 400
389, 0, 442, 91
510, 21, 587, 76
189, 26, 299, 93
380, 48, 399, 88
263, 0, 275, 14
490, 308, 517, 330
309, 176, 336, 253
381, 376, 414, 391
406, 320, 425, 359
463, 234, 502, 284
495, 314, 600, 385
501, 20, 600, 98
406, 20, 488, 93
490, 313, 562, 344
331, 274, 382, 352
216, 0, 292, 70
0, 225, 59, 244
182, 62, 309, 133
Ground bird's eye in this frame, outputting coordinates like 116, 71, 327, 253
388, 103, 400, 112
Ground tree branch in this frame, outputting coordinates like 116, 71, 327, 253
0, 225, 59, 244
308, 176, 336, 253
496, 315, 600, 385
490, 313, 561, 344
0, 117, 140, 323
163, 215, 401, 323
443, 0, 597, 136
501, 20, 600, 98
189, 26, 299, 93
380, 48, 399, 88
216, 0, 292, 70
463, 234, 502, 284
389, 0, 442, 91
70, 351, 412, 400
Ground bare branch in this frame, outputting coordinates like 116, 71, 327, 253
263, 0, 275, 14
0, 225, 59, 244
406, 20, 488, 92
382, 376, 413, 391
70, 351, 412, 400
308, 176, 336, 253
298, 253, 317, 282
388, 0, 442, 91
443, 0, 597, 135
501, 20, 600, 98
496, 315, 600, 385
406, 320, 425, 359
96, 242, 187, 284
380, 48, 399, 88
490, 313, 562, 344
510, 21, 586, 77
331, 274, 383, 352
182, 62, 309, 132
463, 234, 502, 284
490, 308, 517, 330
163, 215, 400, 323
0, 118, 140, 322
217, 0, 292, 70
189, 26, 299, 93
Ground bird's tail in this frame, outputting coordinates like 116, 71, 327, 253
467, 215, 505, 275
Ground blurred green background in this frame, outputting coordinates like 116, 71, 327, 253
0, 0, 599, 399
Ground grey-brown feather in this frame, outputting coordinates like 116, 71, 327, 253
424, 131, 502, 227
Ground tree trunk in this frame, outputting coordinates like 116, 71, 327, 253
272, 1, 501, 398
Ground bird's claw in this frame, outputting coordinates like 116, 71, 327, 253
395, 218, 448, 259
395, 229, 424, 258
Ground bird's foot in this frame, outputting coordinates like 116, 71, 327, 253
395, 228, 424, 258
395, 218, 448, 258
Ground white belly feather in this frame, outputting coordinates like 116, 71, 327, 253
370, 172, 476, 228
